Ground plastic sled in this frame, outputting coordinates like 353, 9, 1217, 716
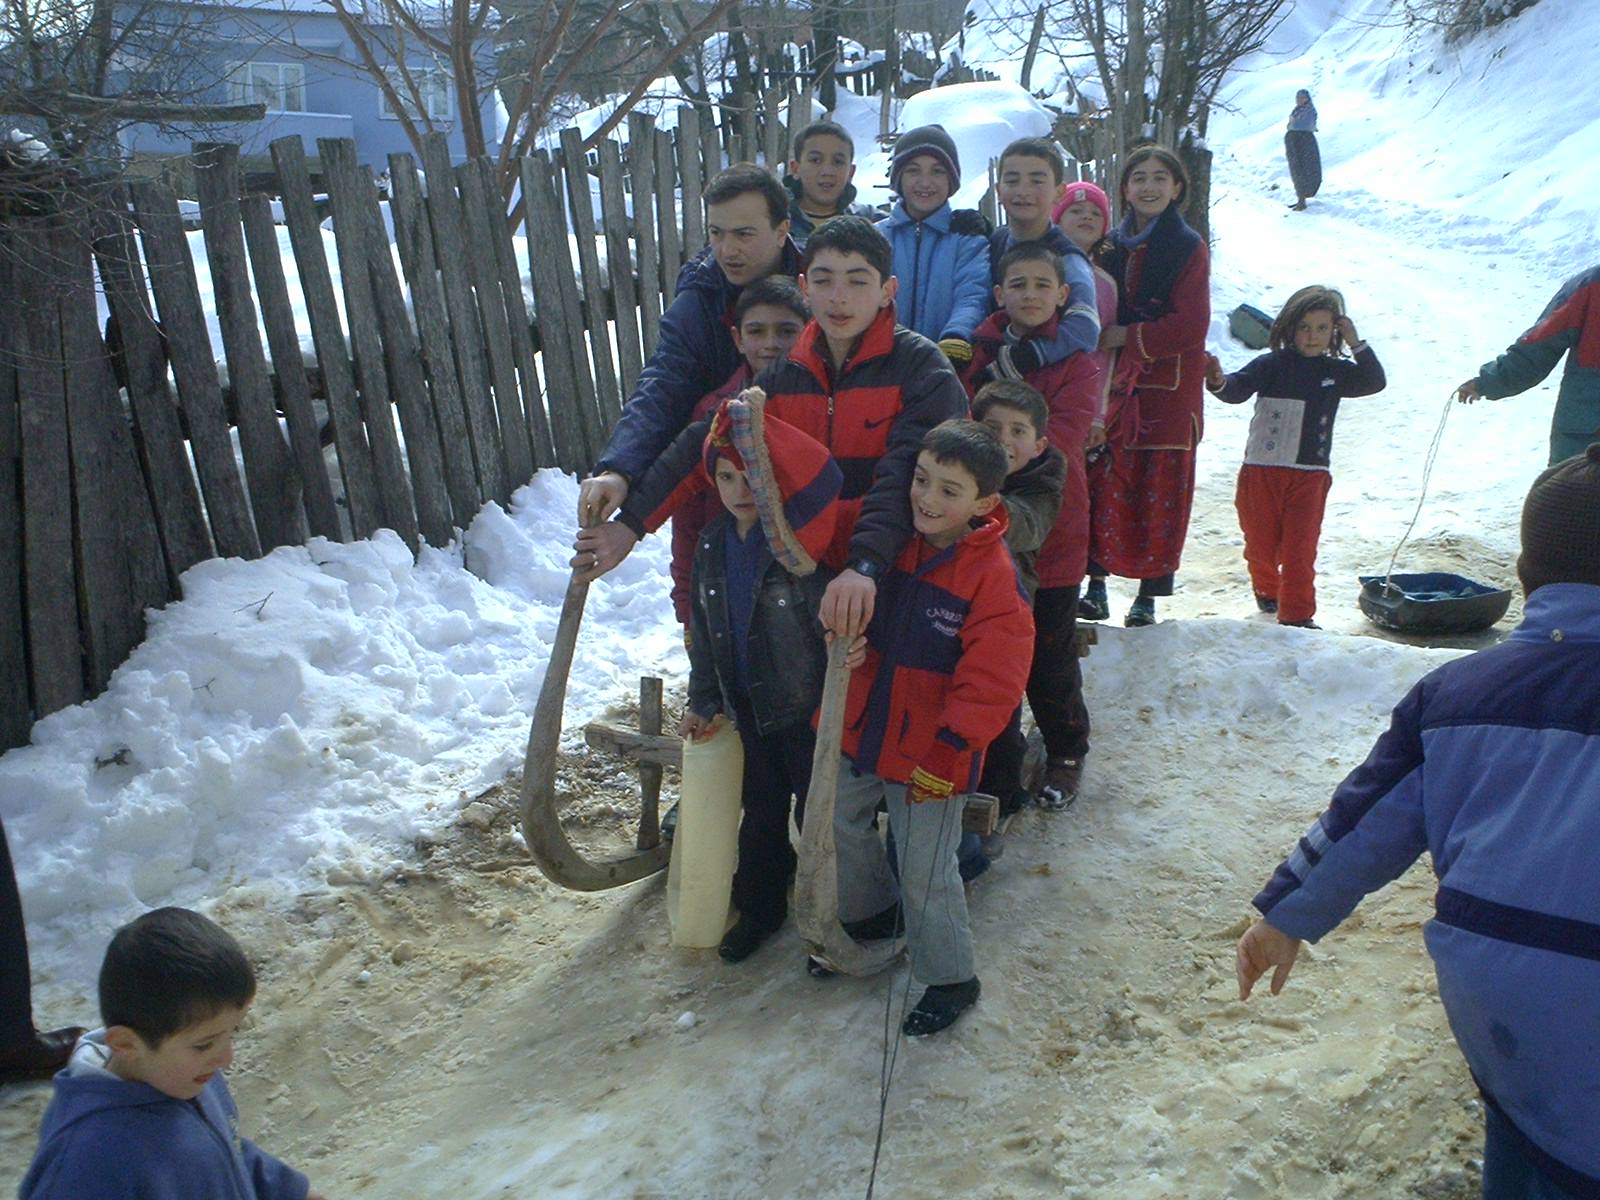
1357, 573, 1512, 635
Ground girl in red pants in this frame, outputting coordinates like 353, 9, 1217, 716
1205, 286, 1386, 628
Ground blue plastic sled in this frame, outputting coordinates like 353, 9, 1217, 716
1358, 573, 1512, 635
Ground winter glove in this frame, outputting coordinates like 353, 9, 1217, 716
938, 338, 974, 365
949, 208, 994, 238
907, 736, 964, 803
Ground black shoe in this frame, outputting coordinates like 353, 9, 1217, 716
902, 979, 981, 1037
1125, 596, 1156, 627
1254, 593, 1279, 614
842, 903, 903, 942
1078, 579, 1109, 621
806, 954, 837, 978
660, 802, 679, 842
719, 915, 779, 963
0, 1027, 85, 1084
1281, 618, 1320, 630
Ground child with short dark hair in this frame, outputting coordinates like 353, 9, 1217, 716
876, 125, 992, 365
1205, 285, 1385, 629
21, 907, 320, 1200
680, 399, 843, 963
967, 242, 1101, 808
667, 275, 810, 627
830, 419, 1034, 1036
978, 138, 1100, 385
785, 120, 877, 244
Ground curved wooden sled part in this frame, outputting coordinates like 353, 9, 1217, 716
519, 574, 671, 891
793, 638, 904, 976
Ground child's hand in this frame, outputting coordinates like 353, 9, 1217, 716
907, 739, 960, 803
1204, 352, 1225, 391
1455, 378, 1481, 404
1336, 315, 1360, 346
821, 570, 877, 639
1085, 423, 1107, 452
678, 710, 717, 741
571, 521, 638, 583
1099, 324, 1128, 351
1235, 919, 1303, 1000
825, 630, 868, 670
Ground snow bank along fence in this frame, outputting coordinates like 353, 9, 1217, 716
0, 90, 811, 749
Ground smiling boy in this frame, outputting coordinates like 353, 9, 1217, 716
603, 217, 968, 641
831, 420, 1034, 1035
784, 121, 877, 244
21, 907, 320, 1200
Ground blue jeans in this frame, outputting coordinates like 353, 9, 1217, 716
1482, 1103, 1584, 1200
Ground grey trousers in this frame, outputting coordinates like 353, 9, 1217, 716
833, 754, 975, 986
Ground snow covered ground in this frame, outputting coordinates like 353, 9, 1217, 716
4, 1, 1598, 1195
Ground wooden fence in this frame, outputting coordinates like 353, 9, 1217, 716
0, 86, 816, 750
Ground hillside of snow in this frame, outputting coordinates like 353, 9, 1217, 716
4, 1, 1598, 1196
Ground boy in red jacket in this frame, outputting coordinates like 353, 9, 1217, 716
967, 242, 1100, 808
831, 420, 1034, 1036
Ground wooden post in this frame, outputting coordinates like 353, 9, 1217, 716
520, 152, 603, 470
677, 106, 706, 255
417, 134, 509, 508
192, 143, 306, 551
653, 127, 682, 304
90, 198, 214, 580
129, 179, 262, 560
559, 127, 623, 427
0, 250, 31, 749
385, 156, 483, 527
596, 138, 643, 398
269, 135, 384, 540
314, 138, 422, 552
700, 103, 724, 187
628, 114, 663, 359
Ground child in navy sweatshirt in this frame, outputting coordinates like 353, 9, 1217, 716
1206, 285, 1385, 629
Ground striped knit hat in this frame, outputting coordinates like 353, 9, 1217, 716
1518, 442, 1600, 595
703, 389, 843, 576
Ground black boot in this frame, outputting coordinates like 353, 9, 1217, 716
718, 915, 779, 964
902, 979, 981, 1037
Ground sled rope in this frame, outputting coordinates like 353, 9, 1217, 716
1381, 393, 1455, 591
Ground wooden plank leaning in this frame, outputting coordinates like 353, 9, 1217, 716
596, 138, 643, 398
0, 251, 32, 750
472, 157, 555, 470
454, 155, 534, 486
269, 135, 383, 540
762, 85, 785, 167
520, 152, 602, 472
417, 133, 507, 508
385, 155, 481, 526
192, 143, 306, 551
677, 105, 706, 259
56, 224, 166, 692
559, 127, 623, 428
653, 127, 682, 305
315, 137, 421, 552
628, 113, 662, 358
11, 222, 84, 715
128, 178, 262, 560
90, 194, 214, 581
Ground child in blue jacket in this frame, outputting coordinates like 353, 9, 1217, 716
876, 125, 992, 367
21, 907, 319, 1200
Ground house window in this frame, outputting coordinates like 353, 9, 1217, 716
227, 62, 305, 113
380, 67, 453, 122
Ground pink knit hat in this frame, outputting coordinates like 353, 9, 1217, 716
1052, 181, 1111, 237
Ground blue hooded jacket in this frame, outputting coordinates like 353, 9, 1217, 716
20, 1032, 310, 1200
875, 202, 990, 343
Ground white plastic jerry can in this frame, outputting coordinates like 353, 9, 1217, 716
667, 716, 745, 948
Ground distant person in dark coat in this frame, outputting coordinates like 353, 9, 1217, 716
1285, 89, 1321, 211
1, 817, 85, 1084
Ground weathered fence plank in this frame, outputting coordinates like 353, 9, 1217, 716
57, 225, 165, 692
560, 128, 623, 426
90, 199, 214, 581
386, 155, 482, 526
316, 137, 422, 552
597, 138, 643, 397
739, 95, 759, 163
700, 104, 724, 189
238, 195, 344, 542
192, 143, 306, 551
11, 225, 84, 715
455, 156, 535, 486
0, 274, 30, 750
653, 127, 682, 304
417, 134, 508, 508
129, 179, 262, 560
762, 86, 785, 167
269, 135, 384, 540
628, 114, 662, 359
520, 152, 601, 469
472, 157, 555, 469
678, 106, 706, 256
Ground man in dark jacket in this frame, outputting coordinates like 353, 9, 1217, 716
575, 164, 800, 542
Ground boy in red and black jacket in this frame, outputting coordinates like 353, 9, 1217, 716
598, 217, 969, 641
832, 420, 1034, 1037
